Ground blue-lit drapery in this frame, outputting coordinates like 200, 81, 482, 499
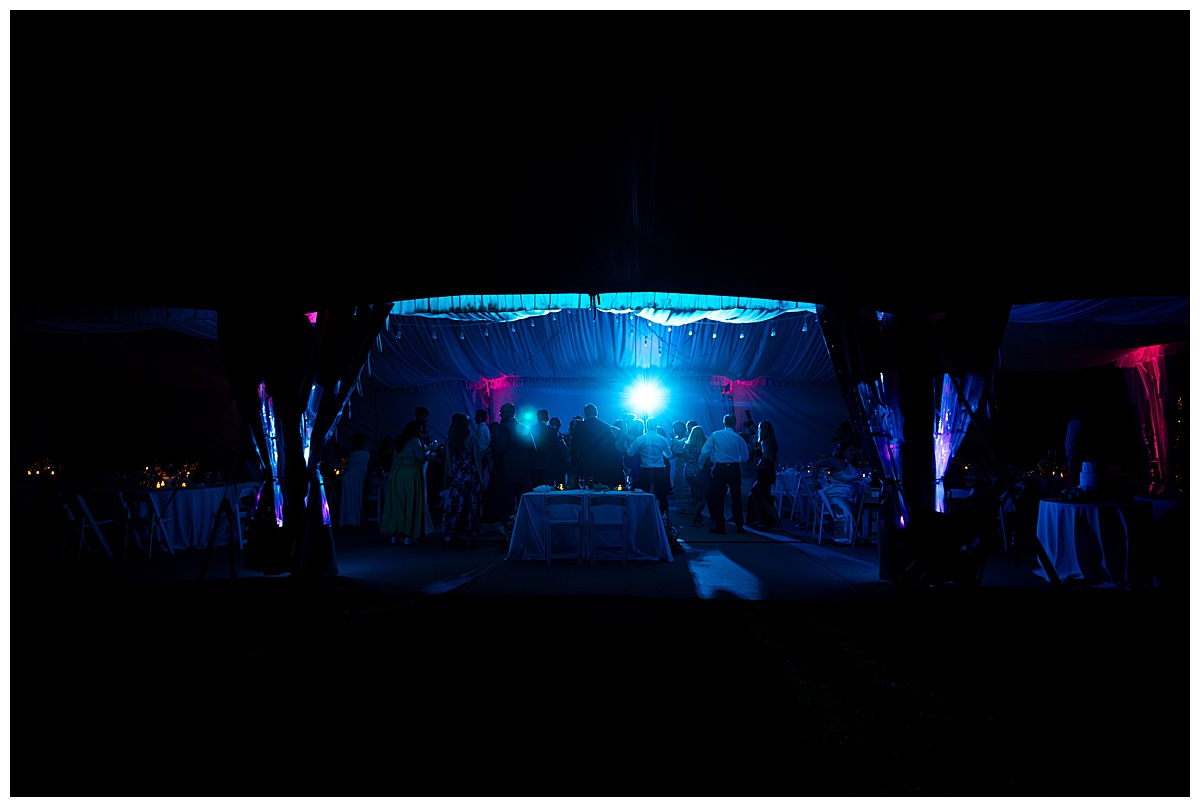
367, 306, 830, 390
858, 371, 909, 530
932, 371, 984, 513
221, 303, 394, 578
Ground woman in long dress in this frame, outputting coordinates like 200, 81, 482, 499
681, 424, 710, 526
441, 412, 483, 547
380, 420, 427, 545
746, 420, 783, 529
339, 433, 370, 528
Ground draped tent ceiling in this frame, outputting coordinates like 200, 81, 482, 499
14, 296, 1188, 384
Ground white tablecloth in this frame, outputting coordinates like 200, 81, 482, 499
506, 489, 673, 562
114, 483, 260, 550
1035, 498, 1154, 587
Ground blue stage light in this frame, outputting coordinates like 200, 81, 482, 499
625, 376, 668, 420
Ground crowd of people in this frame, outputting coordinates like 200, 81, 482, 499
328, 401, 873, 551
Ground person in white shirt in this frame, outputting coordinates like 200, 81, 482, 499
699, 413, 750, 534
626, 416, 675, 519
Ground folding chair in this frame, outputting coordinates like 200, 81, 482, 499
772, 472, 801, 522
543, 493, 586, 564
588, 495, 629, 565
62, 493, 115, 560
120, 490, 175, 558
816, 487, 857, 546
232, 483, 259, 549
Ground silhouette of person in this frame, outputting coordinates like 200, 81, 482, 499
339, 433, 370, 528
701, 413, 750, 534
481, 402, 535, 524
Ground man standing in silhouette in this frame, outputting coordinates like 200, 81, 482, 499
701, 413, 750, 534
569, 403, 623, 488
482, 402, 534, 524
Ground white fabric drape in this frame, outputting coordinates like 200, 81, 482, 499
933, 372, 985, 513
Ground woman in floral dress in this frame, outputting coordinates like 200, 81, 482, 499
682, 424, 710, 526
441, 412, 483, 547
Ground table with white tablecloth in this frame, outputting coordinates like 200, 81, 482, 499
506, 489, 673, 562
1035, 498, 1154, 587
108, 483, 261, 551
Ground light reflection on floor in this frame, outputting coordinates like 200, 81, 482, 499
683, 544, 766, 600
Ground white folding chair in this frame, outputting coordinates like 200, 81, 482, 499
121, 490, 176, 557
588, 495, 629, 565
772, 472, 801, 522
62, 493, 115, 560
543, 493, 586, 564
815, 487, 857, 547
232, 483, 259, 549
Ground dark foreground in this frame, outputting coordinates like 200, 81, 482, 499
12, 515, 1191, 797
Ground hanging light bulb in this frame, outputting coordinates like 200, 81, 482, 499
552, 313, 556, 322
530, 319, 535, 328
459, 328, 466, 340
687, 326, 693, 336
432, 329, 438, 340
770, 325, 776, 337
739, 331, 745, 339
510, 323, 516, 332
802, 320, 808, 333
484, 325, 489, 337
712, 329, 717, 339
397, 325, 402, 339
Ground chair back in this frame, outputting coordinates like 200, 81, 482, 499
815, 486, 854, 546
587, 494, 629, 565
543, 492, 586, 564
65, 492, 115, 559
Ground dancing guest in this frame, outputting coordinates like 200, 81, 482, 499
626, 416, 674, 521
482, 402, 535, 524
681, 424, 710, 526
441, 412, 483, 548
339, 433, 370, 528
700, 413, 750, 534
569, 403, 623, 488
745, 420, 782, 529
380, 420, 428, 545
529, 408, 563, 488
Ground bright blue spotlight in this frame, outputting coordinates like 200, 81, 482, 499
625, 377, 669, 420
